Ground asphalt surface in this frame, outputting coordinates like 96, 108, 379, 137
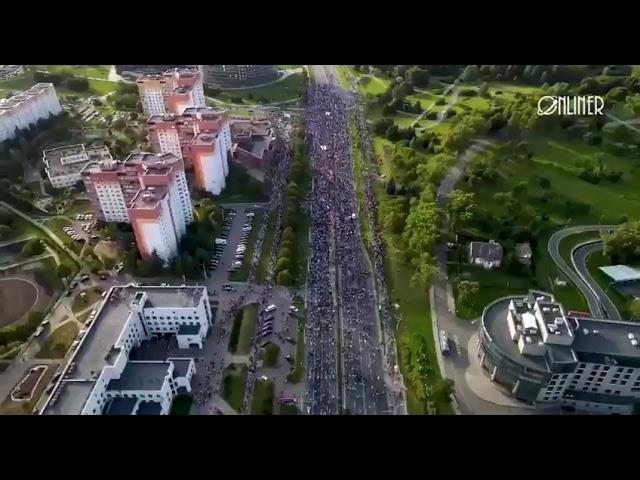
304, 65, 389, 414
547, 225, 618, 319
572, 240, 621, 321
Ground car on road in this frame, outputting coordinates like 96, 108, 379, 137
80, 275, 90, 282
265, 304, 277, 313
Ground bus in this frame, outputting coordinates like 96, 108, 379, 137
440, 330, 450, 357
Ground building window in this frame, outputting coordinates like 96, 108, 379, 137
624, 374, 631, 380
605, 389, 611, 393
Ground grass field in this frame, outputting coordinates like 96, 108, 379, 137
32, 65, 111, 79
170, 395, 193, 415
220, 364, 247, 412
586, 251, 633, 319
36, 322, 79, 359
256, 213, 277, 284
216, 73, 305, 105
229, 211, 264, 282
287, 311, 305, 383
0, 71, 118, 98
44, 217, 83, 254
263, 342, 280, 368
214, 163, 266, 203
71, 286, 102, 313
0, 364, 57, 415
236, 303, 258, 355
279, 404, 299, 415
251, 378, 275, 415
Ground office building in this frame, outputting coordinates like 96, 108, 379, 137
137, 68, 205, 117
0, 83, 61, 142
479, 290, 640, 414
43, 144, 113, 189
200, 65, 278, 89
81, 152, 193, 262
42, 284, 212, 415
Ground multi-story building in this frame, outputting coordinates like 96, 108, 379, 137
230, 119, 278, 170
43, 144, 113, 189
479, 291, 640, 414
147, 107, 232, 194
81, 152, 193, 262
42, 284, 212, 416
0, 83, 61, 142
137, 68, 205, 117
200, 65, 279, 89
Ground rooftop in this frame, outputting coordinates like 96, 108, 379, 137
470, 241, 504, 262
571, 317, 640, 367
105, 397, 138, 415
599, 265, 640, 283
170, 358, 192, 378
136, 401, 162, 415
130, 186, 169, 210
42, 284, 207, 415
177, 324, 201, 335
44, 144, 113, 178
108, 361, 171, 391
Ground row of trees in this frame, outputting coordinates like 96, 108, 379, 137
604, 222, 640, 264
275, 128, 310, 286
0, 311, 43, 348
33, 70, 90, 92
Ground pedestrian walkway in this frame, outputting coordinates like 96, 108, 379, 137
212, 395, 238, 415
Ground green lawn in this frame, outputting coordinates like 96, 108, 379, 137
216, 73, 305, 105
263, 342, 280, 367
0, 71, 117, 98
36, 321, 79, 359
220, 364, 247, 412
450, 263, 533, 320
336, 65, 351, 89
279, 404, 299, 415
278, 65, 303, 70
229, 211, 264, 282
256, 213, 277, 284
251, 378, 275, 415
291, 212, 310, 286
170, 395, 193, 415
236, 303, 258, 355
45, 217, 83, 255
586, 251, 633, 320
287, 311, 305, 383
71, 286, 102, 313
214, 163, 266, 203
63, 200, 92, 217
32, 65, 111, 79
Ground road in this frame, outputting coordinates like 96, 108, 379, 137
547, 225, 618, 319
572, 240, 621, 321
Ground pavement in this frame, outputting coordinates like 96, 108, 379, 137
547, 225, 618, 319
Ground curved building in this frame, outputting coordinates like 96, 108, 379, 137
200, 65, 279, 89
478, 291, 640, 414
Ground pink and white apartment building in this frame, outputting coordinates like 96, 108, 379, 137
81, 153, 193, 263
147, 107, 232, 195
137, 69, 206, 117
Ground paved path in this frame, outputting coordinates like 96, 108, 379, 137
212, 395, 238, 415
547, 225, 618, 318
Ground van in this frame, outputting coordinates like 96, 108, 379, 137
215, 239, 227, 246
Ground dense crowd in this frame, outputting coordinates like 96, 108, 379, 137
304, 81, 390, 415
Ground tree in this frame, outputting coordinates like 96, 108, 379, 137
457, 280, 479, 307
429, 379, 455, 408
630, 298, 640, 320
277, 269, 293, 285
478, 82, 489, 97
0, 224, 11, 240
447, 190, 476, 231
281, 226, 294, 243
461, 65, 480, 82
407, 67, 430, 88
276, 257, 291, 273
604, 222, 640, 263
56, 264, 71, 279
22, 239, 44, 258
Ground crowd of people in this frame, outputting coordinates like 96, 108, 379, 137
352, 95, 406, 412
304, 81, 390, 415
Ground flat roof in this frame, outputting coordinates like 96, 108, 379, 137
43, 284, 207, 415
108, 362, 171, 391
572, 317, 640, 367
177, 324, 201, 335
170, 358, 191, 378
105, 397, 138, 415
599, 265, 640, 283
45, 144, 113, 178
136, 401, 162, 415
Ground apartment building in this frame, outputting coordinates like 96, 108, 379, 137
137, 68, 205, 117
147, 107, 232, 194
0, 83, 61, 142
42, 284, 212, 416
81, 152, 193, 262
480, 291, 640, 414
43, 144, 113, 189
